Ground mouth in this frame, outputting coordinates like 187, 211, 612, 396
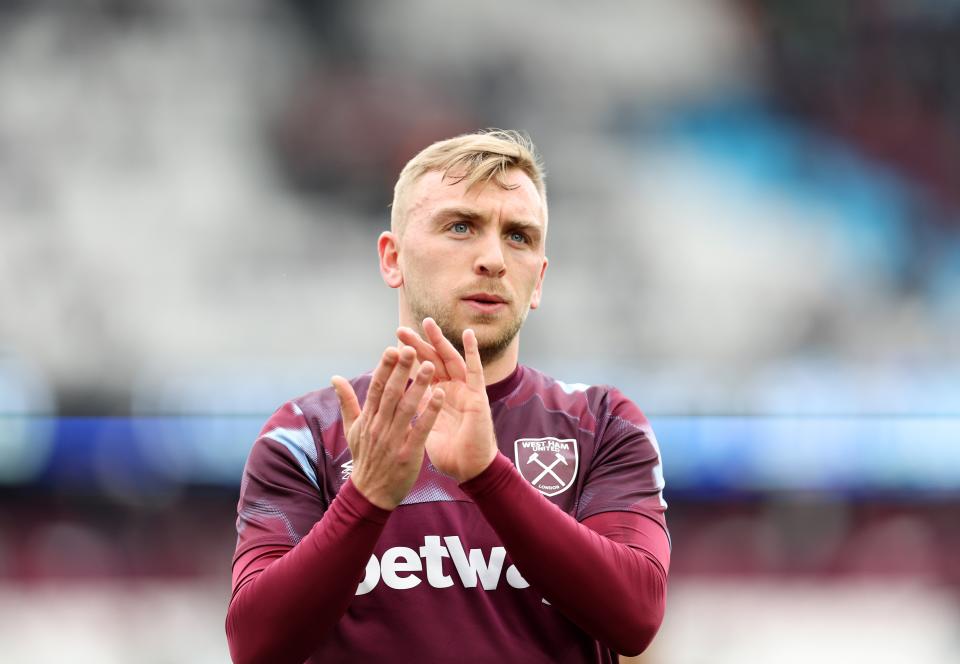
461, 292, 509, 314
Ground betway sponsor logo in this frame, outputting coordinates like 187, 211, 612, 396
356, 535, 530, 595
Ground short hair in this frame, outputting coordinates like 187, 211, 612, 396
390, 129, 547, 234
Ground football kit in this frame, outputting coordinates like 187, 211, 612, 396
227, 364, 669, 663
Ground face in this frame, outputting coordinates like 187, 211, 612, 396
382, 168, 548, 363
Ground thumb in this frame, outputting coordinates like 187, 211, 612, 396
331, 375, 361, 432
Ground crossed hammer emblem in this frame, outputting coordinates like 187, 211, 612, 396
527, 451, 568, 485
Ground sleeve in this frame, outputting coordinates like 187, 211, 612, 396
232, 402, 328, 585
226, 401, 392, 664
576, 388, 668, 540
461, 454, 668, 656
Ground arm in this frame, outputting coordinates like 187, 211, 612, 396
461, 454, 669, 656
226, 347, 444, 664
398, 319, 669, 655
226, 480, 389, 664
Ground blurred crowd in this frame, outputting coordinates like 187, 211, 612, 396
1, 0, 956, 415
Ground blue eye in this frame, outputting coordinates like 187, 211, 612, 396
451, 222, 469, 234
509, 232, 527, 244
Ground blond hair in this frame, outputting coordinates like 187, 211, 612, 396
390, 129, 546, 234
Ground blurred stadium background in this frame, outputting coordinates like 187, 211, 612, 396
1, 0, 959, 662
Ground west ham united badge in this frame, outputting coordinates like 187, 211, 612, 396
513, 437, 579, 496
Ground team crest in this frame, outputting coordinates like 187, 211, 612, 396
513, 437, 579, 496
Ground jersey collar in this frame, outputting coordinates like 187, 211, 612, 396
485, 364, 524, 403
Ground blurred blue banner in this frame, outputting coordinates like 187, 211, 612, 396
2, 415, 958, 495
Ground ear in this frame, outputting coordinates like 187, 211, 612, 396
378, 231, 403, 289
529, 256, 548, 310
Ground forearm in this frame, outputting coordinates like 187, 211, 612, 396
461, 453, 669, 656
226, 480, 390, 664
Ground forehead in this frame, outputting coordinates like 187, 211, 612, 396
405, 168, 546, 228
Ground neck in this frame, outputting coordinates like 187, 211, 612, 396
480, 340, 520, 385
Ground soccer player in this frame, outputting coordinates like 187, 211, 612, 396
226, 130, 669, 663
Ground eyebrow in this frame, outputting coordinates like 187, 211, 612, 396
430, 206, 544, 241
430, 206, 484, 227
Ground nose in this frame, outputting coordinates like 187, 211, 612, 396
474, 233, 506, 277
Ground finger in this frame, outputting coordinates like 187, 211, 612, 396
362, 347, 399, 421
331, 375, 361, 432
423, 317, 467, 381
462, 328, 487, 393
415, 384, 434, 418
407, 387, 445, 450
371, 345, 417, 430
397, 327, 450, 381
390, 361, 435, 438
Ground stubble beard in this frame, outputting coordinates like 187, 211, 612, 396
407, 291, 527, 365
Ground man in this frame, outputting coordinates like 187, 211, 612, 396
226, 130, 669, 663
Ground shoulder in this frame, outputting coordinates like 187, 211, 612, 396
273, 373, 374, 435
514, 365, 642, 416
252, 373, 372, 468
512, 364, 606, 403
516, 366, 655, 443
504, 366, 611, 433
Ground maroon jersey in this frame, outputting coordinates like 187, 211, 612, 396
233, 364, 667, 663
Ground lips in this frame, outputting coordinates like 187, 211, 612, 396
463, 292, 508, 305
461, 292, 509, 314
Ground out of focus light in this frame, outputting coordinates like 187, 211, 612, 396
656, 414, 960, 494
0, 356, 54, 484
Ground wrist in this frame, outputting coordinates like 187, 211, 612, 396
458, 451, 514, 495
458, 445, 499, 483
339, 478, 394, 524
349, 475, 401, 511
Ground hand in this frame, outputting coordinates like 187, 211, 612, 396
396, 318, 498, 483
331, 346, 444, 510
